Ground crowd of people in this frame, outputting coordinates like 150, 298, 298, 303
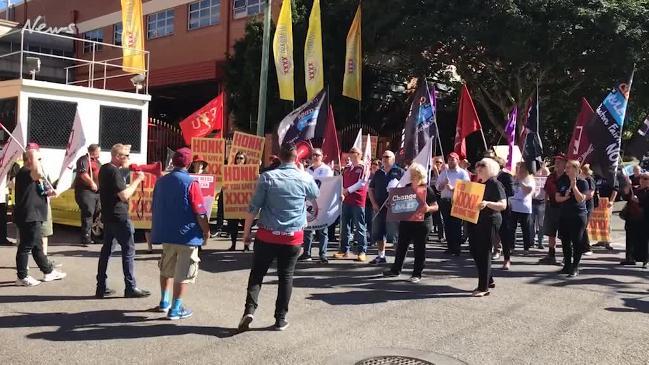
4, 138, 647, 331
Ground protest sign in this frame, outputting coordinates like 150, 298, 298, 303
191, 137, 225, 191
533, 176, 547, 199
386, 185, 427, 222
228, 131, 265, 166
223, 164, 259, 220
588, 197, 611, 242
306, 176, 342, 230
190, 174, 216, 220
450, 180, 485, 224
129, 172, 157, 229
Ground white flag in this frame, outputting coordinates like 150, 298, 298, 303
398, 137, 434, 187
352, 129, 363, 151
306, 176, 342, 230
56, 109, 87, 194
0, 122, 26, 183
363, 133, 372, 181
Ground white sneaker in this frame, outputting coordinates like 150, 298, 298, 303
492, 252, 501, 260
16, 276, 41, 287
42, 270, 67, 282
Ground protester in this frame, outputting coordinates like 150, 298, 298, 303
630, 164, 642, 188
430, 156, 445, 242
333, 147, 369, 262
593, 172, 618, 249
0, 175, 10, 246
539, 155, 567, 264
368, 150, 404, 264
227, 152, 249, 251
495, 157, 514, 261
556, 160, 589, 277
95, 144, 150, 298
365, 158, 380, 248
504, 162, 536, 269
188, 154, 208, 174
237, 142, 319, 332
436, 152, 470, 256
580, 164, 596, 255
299, 148, 333, 263
532, 161, 550, 249
151, 147, 210, 320
620, 171, 649, 268
383, 163, 438, 282
14, 148, 66, 286
74, 144, 101, 246
468, 158, 507, 297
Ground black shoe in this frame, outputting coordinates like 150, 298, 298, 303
273, 319, 289, 331
383, 270, 399, 278
95, 287, 116, 298
243, 245, 251, 252
297, 254, 312, 262
124, 288, 151, 298
488, 282, 496, 289
0, 240, 13, 246
538, 255, 557, 265
227, 244, 236, 251
568, 268, 579, 278
557, 267, 571, 275
619, 260, 636, 266
238, 313, 254, 332
319, 256, 329, 264
443, 250, 451, 255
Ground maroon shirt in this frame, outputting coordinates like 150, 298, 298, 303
343, 164, 367, 207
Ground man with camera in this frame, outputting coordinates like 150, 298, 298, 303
95, 144, 150, 298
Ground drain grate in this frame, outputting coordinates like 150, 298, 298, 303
355, 356, 435, 365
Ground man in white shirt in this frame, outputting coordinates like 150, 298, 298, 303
436, 152, 470, 256
299, 149, 334, 263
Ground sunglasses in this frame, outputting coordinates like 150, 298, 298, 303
434, 161, 443, 164
476, 163, 486, 168
382, 155, 391, 159
236, 157, 245, 160
313, 154, 322, 157
118, 153, 130, 158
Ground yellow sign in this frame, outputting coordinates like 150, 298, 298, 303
128, 172, 157, 229
120, 0, 146, 74
304, 0, 324, 100
342, 5, 362, 101
588, 197, 611, 242
228, 131, 265, 166
223, 165, 259, 220
450, 180, 485, 224
273, 0, 294, 101
191, 137, 225, 191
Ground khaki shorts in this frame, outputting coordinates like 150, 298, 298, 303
158, 244, 200, 284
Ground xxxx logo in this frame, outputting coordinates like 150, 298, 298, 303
347, 59, 355, 73
226, 191, 253, 205
307, 63, 316, 80
281, 57, 291, 74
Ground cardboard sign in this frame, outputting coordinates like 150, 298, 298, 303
386, 185, 427, 222
229, 131, 265, 166
534, 176, 547, 199
129, 172, 157, 230
588, 197, 611, 242
223, 164, 260, 220
191, 137, 225, 191
190, 174, 216, 220
450, 180, 485, 224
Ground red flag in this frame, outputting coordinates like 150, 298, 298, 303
321, 105, 340, 168
567, 98, 594, 162
179, 93, 224, 145
454, 84, 482, 159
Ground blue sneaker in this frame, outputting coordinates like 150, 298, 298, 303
156, 302, 170, 313
167, 306, 193, 320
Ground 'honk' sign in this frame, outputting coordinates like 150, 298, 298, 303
223, 164, 259, 220
450, 180, 485, 224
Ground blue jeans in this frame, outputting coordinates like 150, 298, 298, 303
302, 228, 329, 258
339, 203, 367, 254
96, 220, 137, 291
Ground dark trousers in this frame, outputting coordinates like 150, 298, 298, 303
328, 217, 339, 241
16, 221, 53, 279
582, 210, 593, 251
391, 221, 431, 277
96, 220, 136, 290
625, 219, 649, 262
440, 198, 462, 254
0, 202, 8, 242
499, 208, 515, 260
559, 213, 587, 271
469, 221, 500, 291
228, 219, 243, 246
511, 211, 534, 251
244, 240, 301, 320
75, 189, 100, 243
432, 210, 444, 240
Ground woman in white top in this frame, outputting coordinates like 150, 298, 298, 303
504, 162, 536, 270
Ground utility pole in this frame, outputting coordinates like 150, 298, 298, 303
256, 0, 272, 137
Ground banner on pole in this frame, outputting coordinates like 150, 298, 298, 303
128, 172, 157, 229
191, 137, 225, 191
533, 176, 547, 199
306, 176, 342, 230
450, 180, 485, 224
228, 131, 265, 166
386, 185, 427, 222
223, 164, 259, 220
190, 174, 216, 220
588, 197, 611, 242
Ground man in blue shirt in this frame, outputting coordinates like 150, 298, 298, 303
238, 143, 319, 332
151, 148, 209, 320
368, 150, 404, 264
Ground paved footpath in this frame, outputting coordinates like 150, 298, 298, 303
0, 211, 648, 365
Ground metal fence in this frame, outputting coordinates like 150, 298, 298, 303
147, 118, 184, 164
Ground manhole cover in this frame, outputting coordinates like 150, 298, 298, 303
355, 356, 435, 365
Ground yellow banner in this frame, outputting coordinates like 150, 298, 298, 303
129, 172, 157, 229
588, 197, 611, 242
121, 0, 146, 74
342, 5, 362, 101
451, 180, 486, 224
273, 0, 294, 101
223, 165, 259, 220
304, 0, 324, 101
191, 138, 225, 192
229, 131, 265, 166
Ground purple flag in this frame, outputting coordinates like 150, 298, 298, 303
505, 106, 517, 171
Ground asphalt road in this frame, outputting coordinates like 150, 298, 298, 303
0, 210, 647, 365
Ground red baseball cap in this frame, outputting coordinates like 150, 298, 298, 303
448, 152, 460, 160
172, 147, 193, 168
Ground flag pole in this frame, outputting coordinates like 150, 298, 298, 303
255, 0, 273, 137
425, 78, 444, 158
0, 123, 26, 153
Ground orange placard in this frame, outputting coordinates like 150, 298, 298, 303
450, 180, 485, 224
128, 172, 157, 229
228, 131, 265, 166
191, 137, 225, 191
223, 164, 259, 220
588, 197, 611, 242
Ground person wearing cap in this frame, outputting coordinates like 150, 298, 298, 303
333, 146, 370, 262
538, 154, 567, 264
151, 147, 210, 319
298, 148, 333, 263
188, 154, 208, 174
74, 144, 101, 246
436, 152, 470, 256
237, 142, 319, 332
95, 144, 150, 299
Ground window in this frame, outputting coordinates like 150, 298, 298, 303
147, 9, 174, 39
114, 22, 123, 46
99, 106, 142, 153
27, 98, 77, 149
188, 0, 221, 29
83, 29, 104, 53
0, 98, 18, 146
233, 0, 261, 19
